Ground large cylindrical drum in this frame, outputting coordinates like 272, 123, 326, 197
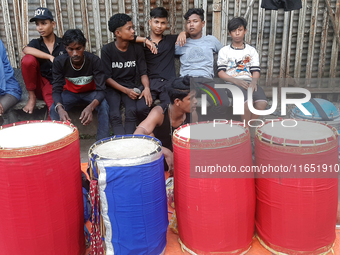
88, 135, 168, 255
173, 121, 255, 254
0, 120, 85, 255
255, 119, 339, 254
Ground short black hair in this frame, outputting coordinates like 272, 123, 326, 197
150, 7, 168, 19
167, 76, 192, 104
228, 17, 247, 33
184, 8, 204, 21
108, 13, 132, 34
62, 29, 87, 47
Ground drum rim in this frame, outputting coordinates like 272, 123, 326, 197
173, 121, 250, 149
0, 120, 78, 158
256, 119, 338, 147
88, 134, 162, 160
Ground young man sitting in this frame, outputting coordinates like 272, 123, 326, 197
50, 29, 110, 140
102, 13, 152, 135
217, 17, 267, 126
134, 76, 198, 173
21, 7, 66, 116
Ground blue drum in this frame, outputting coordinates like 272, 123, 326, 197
89, 135, 168, 255
291, 98, 340, 121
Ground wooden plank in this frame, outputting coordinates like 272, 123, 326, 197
54, 0, 64, 37
118, 0, 125, 13
294, 0, 306, 78
285, 11, 294, 78
244, 0, 254, 44
279, 12, 290, 79
80, 0, 92, 52
318, 7, 329, 78
105, 0, 113, 42
67, 0, 76, 29
256, 0, 265, 65
144, 0, 151, 37
13, 0, 23, 66
330, 0, 340, 77
266, 10, 277, 79
306, 0, 319, 79
1, 0, 16, 67
92, 0, 102, 55
169, 0, 176, 34
212, 0, 222, 41
156, 0, 163, 7
182, 0, 189, 30
194, 0, 200, 8
22, 0, 29, 48
202, 0, 207, 36
325, 0, 340, 47
221, 0, 229, 45
234, 0, 241, 17
40, 0, 47, 8
131, 0, 140, 35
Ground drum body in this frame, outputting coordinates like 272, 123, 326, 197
255, 119, 339, 254
0, 121, 85, 255
89, 135, 168, 255
173, 121, 255, 254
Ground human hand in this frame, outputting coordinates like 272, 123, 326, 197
58, 108, 71, 122
176, 31, 187, 47
234, 79, 249, 90
139, 87, 153, 107
79, 106, 93, 125
126, 88, 139, 100
249, 81, 258, 92
145, 39, 157, 54
162, 147, 173, 175
49, 55, 55, 63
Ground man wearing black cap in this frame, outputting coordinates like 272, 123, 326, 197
21, 7, 66, 117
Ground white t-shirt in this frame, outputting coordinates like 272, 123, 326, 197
217, 44, 260, 81
175, 35, 223, 78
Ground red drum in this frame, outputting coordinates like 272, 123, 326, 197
173, 121, 255, 254
0, 121, 85, 255
255, 119, 339, 254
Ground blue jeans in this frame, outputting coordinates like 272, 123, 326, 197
50, 90, 110, 140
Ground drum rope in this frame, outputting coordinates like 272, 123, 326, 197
90, 180, 104, 255
256, 234, 334, 255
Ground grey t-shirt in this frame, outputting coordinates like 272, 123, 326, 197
175, 35, 223, 78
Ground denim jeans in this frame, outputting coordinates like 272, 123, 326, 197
50, 90, 110, 140
106, 87, 136, 135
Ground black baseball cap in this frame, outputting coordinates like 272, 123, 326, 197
30, 7, 54, 22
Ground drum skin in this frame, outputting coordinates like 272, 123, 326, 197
173, 122, 255, 254
255, 120, 339, 254
0, 121, 85, 255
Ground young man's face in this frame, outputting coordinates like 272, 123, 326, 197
66, 42, 85, 66
176, 90, 198, 113
185, 14, 205, 39
149, 17, 168, 36
35, 19, 55, 37
229, 25, 247, 44
116, 21, 135, 41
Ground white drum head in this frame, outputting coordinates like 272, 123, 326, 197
259, 120, 335, 146
0, 122, 73, 148
90, 136, 162, 166
176, 122, 245, 140
92, 139, 158, 159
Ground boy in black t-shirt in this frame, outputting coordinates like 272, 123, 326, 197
21, 7, 66, 116
135, 7, 187, 122
102, 13, 152, 135
50, 29, 110, 140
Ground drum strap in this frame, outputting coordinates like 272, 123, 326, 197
90, 180, 104, 255
309, 98, 331, 121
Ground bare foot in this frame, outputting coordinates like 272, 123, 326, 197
23, 97, 36, 114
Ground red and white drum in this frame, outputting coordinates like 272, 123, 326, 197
255, 119, 339, 254
0, 121, 85, 255
173, 121, 255, 254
